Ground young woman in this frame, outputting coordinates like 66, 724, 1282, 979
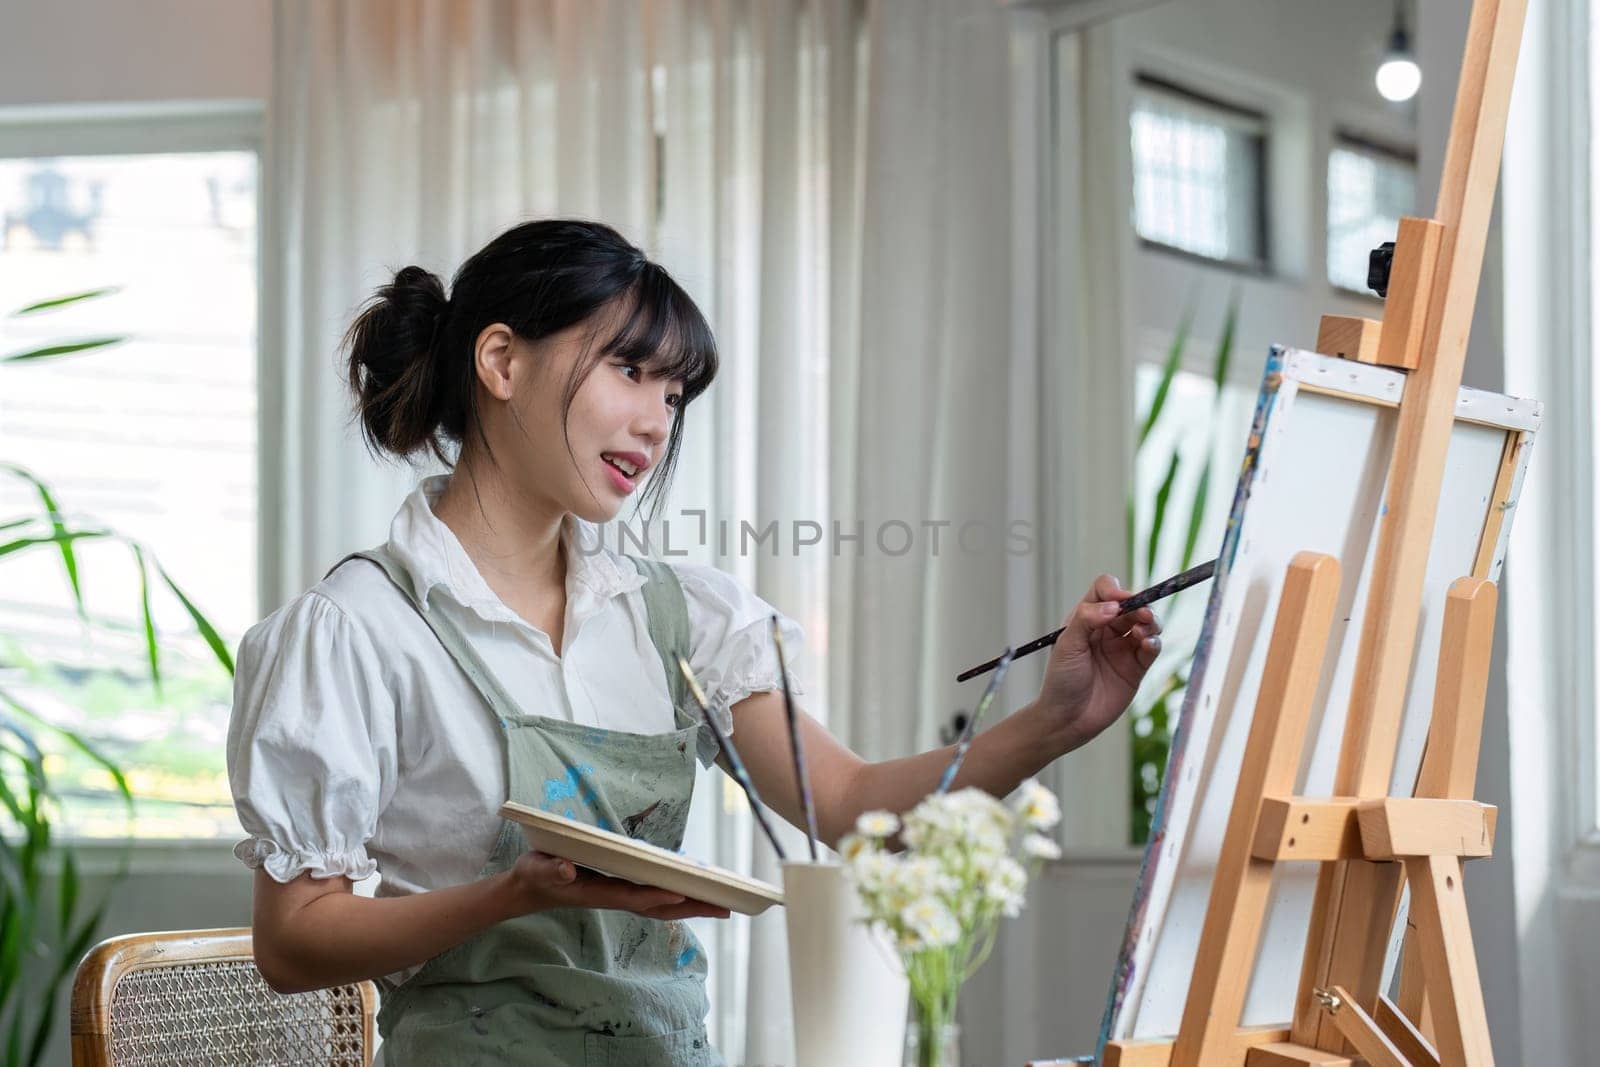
227, 218, 1162, 1066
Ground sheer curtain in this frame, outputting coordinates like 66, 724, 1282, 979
264, 1, 1034, 1061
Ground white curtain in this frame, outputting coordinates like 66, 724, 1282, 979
265, 1, 1036, 1061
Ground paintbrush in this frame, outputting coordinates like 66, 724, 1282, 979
677, 655, 789, 862
935, 647, 1014, 795
955, 558, 1217, 683
770, 616, 819, 861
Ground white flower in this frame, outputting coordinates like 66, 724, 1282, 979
1022, 833, 1062, 861
896, 855, 960, 898
845, 785, 1049, 970
850, 851, 900, 895
856, 810, 902, 838
1013, 778, 1061, 831
837, 832, 871, 863
901, 898, 961, 949
903, 789, 1012, 857
982, 856, 1028, 917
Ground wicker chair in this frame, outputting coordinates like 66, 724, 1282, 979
71, 928, 376, 1067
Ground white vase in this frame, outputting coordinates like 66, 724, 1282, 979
782, 860, 910, 1067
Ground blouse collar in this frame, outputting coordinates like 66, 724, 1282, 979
384, 475, 646, 630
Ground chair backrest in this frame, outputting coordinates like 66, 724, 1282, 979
71, 927, 376, 1067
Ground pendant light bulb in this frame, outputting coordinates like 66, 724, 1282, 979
1376, 2, 1421, 103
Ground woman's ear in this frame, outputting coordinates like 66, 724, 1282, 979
473, 323, 519, 401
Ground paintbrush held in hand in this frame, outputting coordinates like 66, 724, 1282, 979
956, 559, 1216, 683
677, 655, 789, 862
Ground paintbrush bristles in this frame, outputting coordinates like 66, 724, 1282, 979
676, 655, 789, 863
771, 615, 820, 862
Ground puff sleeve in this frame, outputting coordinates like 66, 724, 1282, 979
226, 592, 395, 883
673, 562, 808, 767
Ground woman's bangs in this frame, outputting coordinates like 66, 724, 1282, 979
599, 267, 718, 403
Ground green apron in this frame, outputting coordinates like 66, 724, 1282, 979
332, 546, 725, 1067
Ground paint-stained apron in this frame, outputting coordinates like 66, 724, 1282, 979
330, 546, 724, 1067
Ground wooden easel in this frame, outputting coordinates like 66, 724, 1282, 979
1100, 1, 1527, 1064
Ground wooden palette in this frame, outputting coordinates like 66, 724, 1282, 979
500, 801, 785, 916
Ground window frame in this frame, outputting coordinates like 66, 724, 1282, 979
1130, 72, 1273, 274
0, 99, 266, 845
1324, 127, 1419, 299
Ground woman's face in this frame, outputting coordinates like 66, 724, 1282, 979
483, 313, 684, 525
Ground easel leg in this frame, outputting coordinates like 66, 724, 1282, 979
1405, 855, 1494, 1066
1294, 860, 1404, 1051
1295, 579, 1498, 1053
1377, 994, 1440, 1066
1318, 985, 1408, 1067
1171, 554, 1342, 1067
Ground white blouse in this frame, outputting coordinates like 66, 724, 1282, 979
226, 475, 806, 906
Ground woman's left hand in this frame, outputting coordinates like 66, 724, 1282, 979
1033, 574, 1162, 748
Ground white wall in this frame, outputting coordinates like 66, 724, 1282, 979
0, 0, 269, 110
1117, 0, 1415, 377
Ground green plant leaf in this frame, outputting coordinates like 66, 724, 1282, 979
0, 773, 27, 903
1, 337, 126, 364
27, 900, 107, 1067
9, 288, 121, 316
6, 1002, 22, 1067
0, 530, 110, 561
0, 465, 85, 620
157, 563, 235, 675
0, 765, 27, 833
55, 854, 77, 940
1124, 492, 1136, 583
1180, 460, 1212, 571
1211, 291, 1239, 392
1138, 304, 1194, 447
1145, 452, 1181, 578
0, 833, 22, 904
0, 843, 33, 1027
0, 689, 133, 811
1174, 291, 1239, 574
131, 545, 161, 694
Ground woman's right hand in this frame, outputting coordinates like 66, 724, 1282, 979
506, 849, 732, 921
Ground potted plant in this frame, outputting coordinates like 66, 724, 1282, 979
0, 289, 233, 1066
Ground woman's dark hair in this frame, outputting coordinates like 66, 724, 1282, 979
341, 218, 717, 520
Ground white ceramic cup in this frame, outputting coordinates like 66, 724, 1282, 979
781, 860, 908, 1067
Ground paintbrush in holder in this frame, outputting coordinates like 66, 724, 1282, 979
677, 655, 789, 862
771, 615, 819, 861
935, 646, 1013, 794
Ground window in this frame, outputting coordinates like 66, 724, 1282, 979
1327, 131, 1417, 293
0, 147, 258, 838
1128, 352, 1256, 842
1131, 75, 1269, 271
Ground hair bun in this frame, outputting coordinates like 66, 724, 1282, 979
388, 264, 448, 324
342, 265, 454, 459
